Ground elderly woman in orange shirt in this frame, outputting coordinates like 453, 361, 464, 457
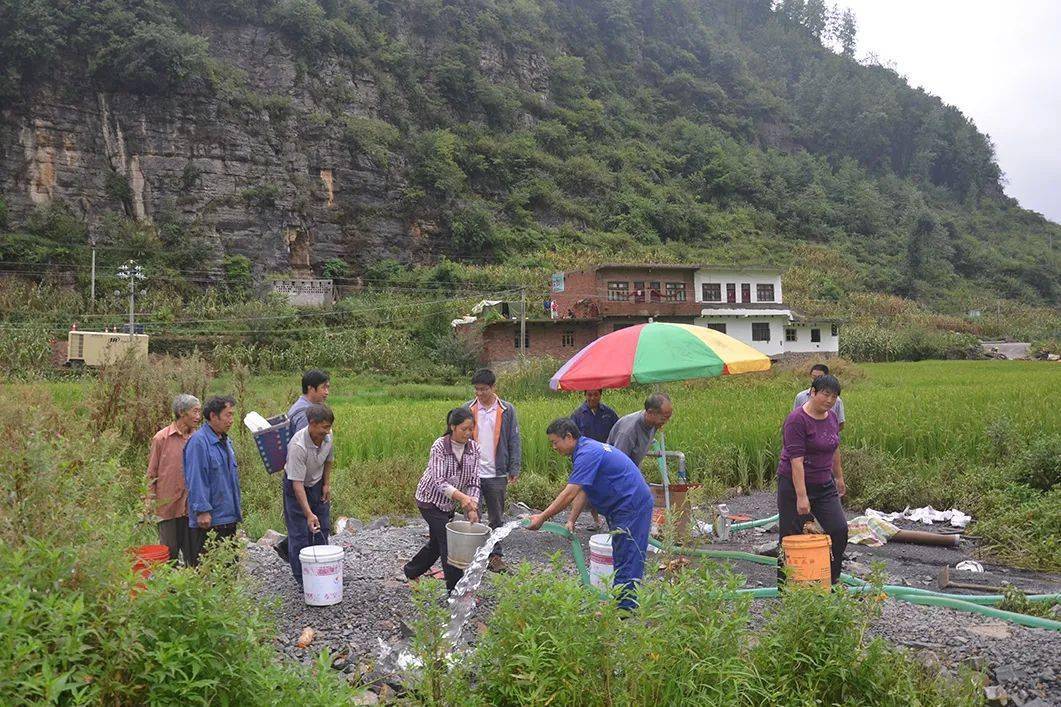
146, 394, 201, 563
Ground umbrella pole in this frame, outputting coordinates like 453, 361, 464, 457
657, 432, 671, 514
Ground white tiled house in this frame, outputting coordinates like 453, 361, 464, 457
692, 267, 838, 359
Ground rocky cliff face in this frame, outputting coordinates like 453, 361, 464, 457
0, 23, 547, 277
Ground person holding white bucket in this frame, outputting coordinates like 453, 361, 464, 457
404, 408, 481, 592
283, 403, 335, 588
528, 418, 654, 611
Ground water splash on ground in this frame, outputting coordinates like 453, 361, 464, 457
445, 518, 524, 646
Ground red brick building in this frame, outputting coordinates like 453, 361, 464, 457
464, 264, 703, 367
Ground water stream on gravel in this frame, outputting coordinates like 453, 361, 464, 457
445, 519, 524, 646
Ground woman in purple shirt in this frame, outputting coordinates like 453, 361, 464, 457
776, 374, 848, 584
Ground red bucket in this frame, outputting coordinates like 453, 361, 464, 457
131, 544, 170, 595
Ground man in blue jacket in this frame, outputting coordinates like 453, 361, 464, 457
528, 418, 654, 610
184, 395, 242, 567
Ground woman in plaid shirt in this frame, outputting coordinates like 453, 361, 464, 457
404, 408, 482, 591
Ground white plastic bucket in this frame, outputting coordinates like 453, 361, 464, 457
589, 533, 613, 590
300, 544, 344, 606
446, 521, 491, 569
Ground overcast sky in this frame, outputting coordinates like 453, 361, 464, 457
839, 0, 1060, 224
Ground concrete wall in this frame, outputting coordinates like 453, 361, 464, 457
692, 316, 839, 358
783, 322, 840, 355
694, 314, 789, 357
693, 269, 783, 304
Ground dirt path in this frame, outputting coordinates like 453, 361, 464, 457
245, 492, 1060, 704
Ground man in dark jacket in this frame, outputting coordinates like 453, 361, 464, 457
465, 368, 521, 573
570, 389, 619, 529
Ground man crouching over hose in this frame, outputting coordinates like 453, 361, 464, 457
527, 418, 654, 611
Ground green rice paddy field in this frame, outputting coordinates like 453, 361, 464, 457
29, 359, 1061, 568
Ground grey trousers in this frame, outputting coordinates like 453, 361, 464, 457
479, 476, 508, 557
158, 517, 194, 565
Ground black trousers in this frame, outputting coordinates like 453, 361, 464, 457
777, 475, 848, 584
479, 476, 508, 558
157, 516, 194, 565
187, 522, 238, 568
404, 504, 463, 592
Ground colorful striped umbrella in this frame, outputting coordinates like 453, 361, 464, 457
549, 322, 771, 391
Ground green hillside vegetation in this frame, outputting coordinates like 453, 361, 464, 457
2, 0, 1059, 312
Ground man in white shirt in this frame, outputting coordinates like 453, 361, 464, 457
283, 404, 335, 588
466, 369, 521, 573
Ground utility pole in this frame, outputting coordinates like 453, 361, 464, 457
117, 260, 145, 338
517, 286, 526, 354
89, 233, 97, 311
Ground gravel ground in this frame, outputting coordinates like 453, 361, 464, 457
245, 492, 1060, 704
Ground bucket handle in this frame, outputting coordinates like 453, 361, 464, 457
306, 530, 327, 561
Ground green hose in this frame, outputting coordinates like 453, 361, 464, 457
520, 519, 593, 589
608, 530, 1061, 629
731, 514, 779, 531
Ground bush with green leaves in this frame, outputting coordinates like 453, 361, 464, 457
0, 392, 361, 705
407, 564, 983, 705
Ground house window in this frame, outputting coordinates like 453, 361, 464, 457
607, 281, 629, 301
514, 332, 530, 349
811, 328, 821, 343
726, 283, 736, 303
648, 281, 661, 301
741, 283, 751, 303
561, 330, 575, 347
707, 322, 727, 334
752, 323, 770, 341
831, 324, 838, 337
702, 283, 721, 302
665, 282, 686, 301
757, 284, 775, 302
785, 328, 797, 342
633, 281, 645, 302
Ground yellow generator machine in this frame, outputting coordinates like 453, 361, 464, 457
66, 330, 149, 367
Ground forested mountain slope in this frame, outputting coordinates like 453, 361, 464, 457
1, 0, 1057, 307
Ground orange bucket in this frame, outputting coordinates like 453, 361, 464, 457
131, 544, 170, 595
780, 534, 832, 589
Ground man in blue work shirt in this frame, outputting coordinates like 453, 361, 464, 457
184, 395, 242, 567
527, 418, 654, 610
569, 389, 619, 530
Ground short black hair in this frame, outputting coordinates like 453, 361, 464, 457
302, 369, 330, 394
810, 363, 830, 375
306, 403, 334, 425
203, 395, 236, 422
645, 392, 671, 412
471, 368, 496, 386
445, 407, 475, 435
546, 417, 581, 439
810, 374, 841, 396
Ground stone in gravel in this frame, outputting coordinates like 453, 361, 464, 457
257, 529, 284, 547
916, 650, 943, 674
1022, 699, 1051, 707
367, 517, 390, 530
753, 541, 778, 555
983, 685, 1009, 705
967, 622, 1011, 640
844, 562, 871, 577
994, 665, 1020, 684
